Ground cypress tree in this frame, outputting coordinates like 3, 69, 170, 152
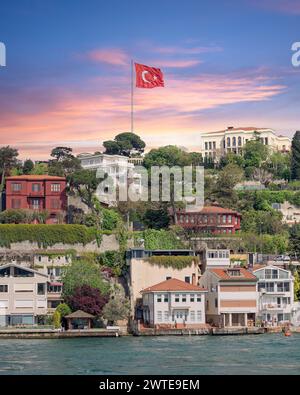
291, 131, 300, 180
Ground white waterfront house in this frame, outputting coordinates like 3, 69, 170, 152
199, 126, 291, 161
202, 249, 231, 270
253, 265, 294, 325
141, 278, 207, 328
78, 152, 141, 205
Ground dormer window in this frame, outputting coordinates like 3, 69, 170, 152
227, 269, 241, 277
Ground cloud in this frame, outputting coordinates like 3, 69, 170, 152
145, 59, 202, 68
0, 68, 287, 159
153, 45, 223, 55
249, 0, 300, 15
86, 48, 129, 66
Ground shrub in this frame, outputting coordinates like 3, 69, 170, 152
134, 229, 184, 250
147, 255, 198, 269
66, 285, 109, 316
52, 310, 61, 329
55, 303, 71, 318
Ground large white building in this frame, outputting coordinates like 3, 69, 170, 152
200, 126, 291, 161
78, 153, 142, 206
141, 278, 207, 328
253, 265, 294, 326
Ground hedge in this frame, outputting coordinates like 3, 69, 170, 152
0, 224, 112, 248
133, 229, 185, 250
147, 255, 198, 269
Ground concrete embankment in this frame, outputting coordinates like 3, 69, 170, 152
0, 329, 121, 339
133, 327, 265, 336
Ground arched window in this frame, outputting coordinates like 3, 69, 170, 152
227, 137, 231, 147
238, 136, 242, 146
232, 137, 236, 146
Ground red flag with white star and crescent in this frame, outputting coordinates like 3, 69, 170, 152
135, 63, 164, 89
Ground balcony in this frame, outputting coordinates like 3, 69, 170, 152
261, 303, 289, 310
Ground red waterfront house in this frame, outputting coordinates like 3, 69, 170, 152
174, 206, 241, 234
5, 175, 67, 224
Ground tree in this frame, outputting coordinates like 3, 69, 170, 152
243, 138, 269, 169
48, 146, 81, 176
143, 145, 191, 168
61, 259, 109, 299
293, 270, 300, 301
143, 207, 170, 229
0, 146, 19, 193
55, 303, 71, 318
66, 285, 109, 316
68, 169, 98, 211
52, 310, 61, 329
103, 132, 146, 156
289, 224, 300, 257
31, 162, 48, 175
50, 146, 73, 162
22, 159, 34, 175
291, 131, 300, 180
102, 294, 130, 325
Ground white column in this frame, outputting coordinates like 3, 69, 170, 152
244, 313, 248, 327
228, 313, 232, 327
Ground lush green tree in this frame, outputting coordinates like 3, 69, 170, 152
22, 159, 34, 175
143, 145, 191, 168
289, 224, 300, 257
103, 132, 146, 156
143, 207, 170, 229
0, 146, 19, 193
62, 259, 109, 299
52, 310, 61, 329
31, 162, 48, 175
102, 294, 130, 325
243, 138, 269, 169
291, 131, 300, 180
48, 146, 81, 176
241, 210, 283, 234
66, 285, 109, 316
55, 303, 71, 318
293, 270, 300, 301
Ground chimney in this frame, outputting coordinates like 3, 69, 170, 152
227, 126, 234, 130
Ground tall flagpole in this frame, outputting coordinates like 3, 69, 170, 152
131, 59, 134, 133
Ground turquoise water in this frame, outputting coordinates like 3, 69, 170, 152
0, 334, 299, 375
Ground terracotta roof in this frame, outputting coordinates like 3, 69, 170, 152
176, 206, 241, 215
65, 310, 95, 319
6, 175, 65, 181
209, 268, 257, 281
141, 278, 207, 293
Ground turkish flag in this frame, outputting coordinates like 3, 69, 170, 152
135, 63, 164, 89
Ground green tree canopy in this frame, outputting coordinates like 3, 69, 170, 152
61, 259, 110, 299
0, 146, 19, 193
22, 159, 34, 174
103, 132, 146, 156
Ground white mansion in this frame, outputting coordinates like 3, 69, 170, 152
200, 126, 291, 161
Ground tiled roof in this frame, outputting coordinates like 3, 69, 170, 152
6, 175, 66, 181
209, 268, 257, 281
176, 206, 241, 215
141, 278, 207, 293
65, 310, 95, 319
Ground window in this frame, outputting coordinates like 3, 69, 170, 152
182, 294, 187, 302
50, 199, 60, 209
164, 294, 169, 303
11, 199, 21, 209
197, 311, 202, 321
228, 215, 232, 224
277, 282, 290, 292
215, 298, 218, 308
31, 199, 40, 210
37, 283, 45, 295
205, 142, 208, 150
14, 267, 34, 277
190, 311, 195, 322
266, 282, 275, 292
175, 294, 180, 303
258, 282, 266, 292
51, 183, 61, 192
232, 137, 236, 146
223, 215, 227, 224
209, 142, 212, 150
166, 276, 171, 280
12, 183, 21, 192
197, 295, 202, 302
164, 311, 169, 322
238, 137, 242, 146
32, 183, 41, 192
213, 142, 216, 149
227, 269, 241, 277
185, 276, 190, 284
190, 294, 195, 302
0, 285, 8, 292
157, 311, 162, 322
157, 294, 162, 303
227, 137, 231, 147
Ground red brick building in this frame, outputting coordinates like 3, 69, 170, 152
5, 175, 67, 224
174, 206, 241, 234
